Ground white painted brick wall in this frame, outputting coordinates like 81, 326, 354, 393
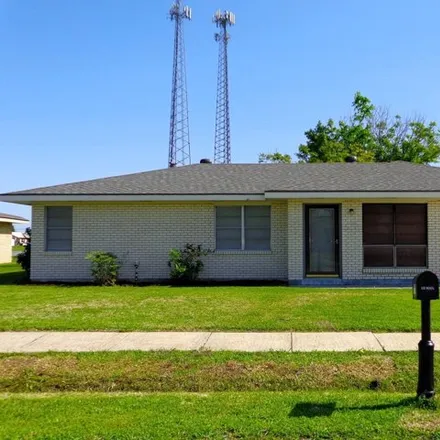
287, 200, 303, 280
30, 200, 440, 283
0, 223, 12, 264
31, 202, 288, 282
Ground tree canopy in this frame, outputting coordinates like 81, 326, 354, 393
260, 93, 440, 164
258, 152, 292, 164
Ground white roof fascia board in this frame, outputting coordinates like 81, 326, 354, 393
3, 192, 440, 205
265, 191, 440, 199
0, 194, 265, 204
0, 217, 29, 224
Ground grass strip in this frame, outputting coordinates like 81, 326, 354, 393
1, 390, 438, 439
0, 351, 433, 393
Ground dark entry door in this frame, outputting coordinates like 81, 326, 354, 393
306, 205, 340, 276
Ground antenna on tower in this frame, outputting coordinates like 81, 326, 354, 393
213, 10, 235, 164
168, 1, 192, 168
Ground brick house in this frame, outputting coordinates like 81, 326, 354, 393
0, 213, 29, 264
1, 161, 439, 286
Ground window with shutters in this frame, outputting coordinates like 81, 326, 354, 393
216, 206, 271, 251
363, 204, 427, 267
45, 207, 73, 252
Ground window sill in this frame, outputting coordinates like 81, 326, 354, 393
215, 250, 272, 255
44, 251, 73, 256
363, 267, 427, 274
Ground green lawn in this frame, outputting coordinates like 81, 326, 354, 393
1, 391, 438, 439
12, 245, 25, 252
0, 261, 432, 331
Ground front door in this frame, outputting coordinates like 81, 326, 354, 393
305, 205, 340, 276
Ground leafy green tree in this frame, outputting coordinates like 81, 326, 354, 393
297, 92, 440, 164
17, 227, 31, 279
258, 152, 292, 164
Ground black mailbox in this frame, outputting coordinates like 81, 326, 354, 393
413, 271, 439, 301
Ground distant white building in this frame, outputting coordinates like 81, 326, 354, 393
11, 231, 30, 247
0, 213, 29, 263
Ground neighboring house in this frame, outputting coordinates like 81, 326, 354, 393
11, 232, 30, 247
0, 161, 439, 286
0, 213, 29, 264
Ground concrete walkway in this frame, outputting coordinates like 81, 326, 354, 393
0, 331, 437, 353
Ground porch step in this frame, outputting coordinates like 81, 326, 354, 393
290, 278, 412, 287
299, 278, 344, 286
289, 278, 412, 287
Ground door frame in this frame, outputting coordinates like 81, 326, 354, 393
304, 204, 341, 277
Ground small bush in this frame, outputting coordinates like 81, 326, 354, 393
168, 244, 210, 282
16, 228, 31, 279
85, 251, 120, 286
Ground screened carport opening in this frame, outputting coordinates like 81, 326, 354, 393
363, 204, 427, 268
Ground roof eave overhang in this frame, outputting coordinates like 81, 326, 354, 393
0, 194, 266, 204
0, 217, 29, 224
2, 191, 440, 205
265, 191, 440, 199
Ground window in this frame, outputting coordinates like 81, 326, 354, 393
363, 204, 427, 267
216, 206, 271, 250
46, 207, 73, 251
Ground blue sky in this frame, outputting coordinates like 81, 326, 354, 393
1, 0, 440, 222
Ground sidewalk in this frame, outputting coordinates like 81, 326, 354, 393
0, 331, 435, 353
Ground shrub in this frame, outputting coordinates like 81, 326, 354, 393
85, 251, 120, 286
16, 228, 31, 279
168, 244, 210, 282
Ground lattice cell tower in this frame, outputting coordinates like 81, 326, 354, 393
213, 10, 235, 164
168, 1, 192, 168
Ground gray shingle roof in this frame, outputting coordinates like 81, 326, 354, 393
3, 162, 440, 196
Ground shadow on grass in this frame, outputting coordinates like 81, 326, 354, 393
166, 280, 287, 288
289, 397, 418, 418
0, 270, 27, 285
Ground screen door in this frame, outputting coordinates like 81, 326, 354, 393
306, 205, 340, 276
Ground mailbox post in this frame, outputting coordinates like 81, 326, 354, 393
413, 271, 439, 398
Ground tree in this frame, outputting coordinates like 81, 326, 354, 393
297, 92, 440, 164
258, 152, 292, 164
17, 227, 31, 279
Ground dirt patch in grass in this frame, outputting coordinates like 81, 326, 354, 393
297, 363, 340, 387
0, 352, 424, 393
400, 409, 440, 433
314, 320, 337, 330
140, 297, 188, 305
41, 300, 127, 313
0, 357, 79, 379
340, 355, 397, 381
